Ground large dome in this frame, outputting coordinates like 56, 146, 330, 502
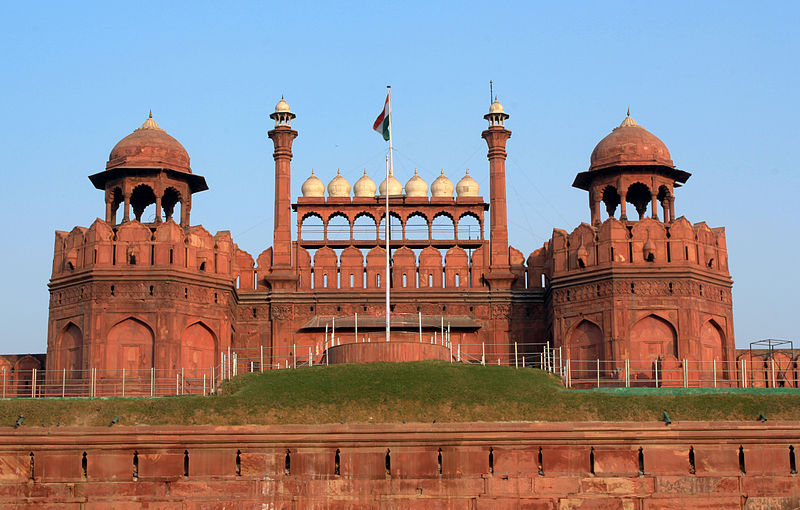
589, 114, 673, 171
107, 113, 191, 173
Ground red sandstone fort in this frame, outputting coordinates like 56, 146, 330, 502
5, 97, 800, 509
0, 96, 737, 386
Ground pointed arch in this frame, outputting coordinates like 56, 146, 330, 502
56, 322, 83, 373
699, 319, 726, 362
567, 319, 604, 381
630, 314, 678, 365
106, 317, 154, 372
180, 322, 217, 369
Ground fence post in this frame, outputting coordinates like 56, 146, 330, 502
771, 358, 776, 388
625, 360, 630, 388
713, 360, 717, 388
181, 368, 185, 395
293, 344, 297, 369
481, 342, 485, 366
2, 369, 5, 398
457, 343, 461, 362
210, 366, 215, 394
203, 374, 206, 396
597, 359, 600, 388
260, 345, 264, 373
31, 368, 37, 398
309, 347, 313, 367
227, 346, 232, 379
654, 361, 659, 388
682, 360, 688, 388
150, 367, 155, 397
62, 368, 66, 398
514, 342, 518, 369
566, 359, 571, 388
176, 373, 179, 395
90, 368, 96, 398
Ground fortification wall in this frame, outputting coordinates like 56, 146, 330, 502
1, 422, 798, 508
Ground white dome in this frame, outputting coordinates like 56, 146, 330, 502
275, 97, 291, 113
353, 169, 377, 197
404, 169, 428, 197
301, 169, 325, 197
327, 169, 351, 197
456, 169, 479, 197
430, 169, 454, 198
489, 100, 504, 114
379, 169, 403, 196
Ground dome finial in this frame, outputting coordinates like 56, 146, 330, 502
626, 107, 630, 117
149, 109, 153, 119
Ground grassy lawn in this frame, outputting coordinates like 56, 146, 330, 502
0, 361, 798, 427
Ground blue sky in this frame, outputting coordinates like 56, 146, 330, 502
0, 1, 797, 352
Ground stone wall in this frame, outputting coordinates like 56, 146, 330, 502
1, 421, 798, 508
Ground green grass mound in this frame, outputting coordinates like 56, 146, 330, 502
1, 361, 799, 427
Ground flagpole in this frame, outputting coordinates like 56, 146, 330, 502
385, 85, 392, 343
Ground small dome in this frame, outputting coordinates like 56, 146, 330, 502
107, 112, 191, 173
379, 169, 403, 196
327, 169, 351, 197
456, 169, 479, 197
301, 169, 325, 197
589, 113, 673, 171
431, 169, 454, 198
275, 96, 291, 113
404, 169, 428, 197
489, 100, 505, 114
353, 169, 377, 197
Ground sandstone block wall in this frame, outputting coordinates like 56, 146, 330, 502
1, 422, 798, 508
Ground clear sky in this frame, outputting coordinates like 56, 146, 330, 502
0, 1, 797, 353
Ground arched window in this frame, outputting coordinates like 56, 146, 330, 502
431, 213, 455, 240
300, 214, 324, 241
353, 213, 377, 241
326, 213, 351, 241
405, 213, 429, 240
130, 184, 157, 222
625, 182, 652, 220
457, 213, 481, 240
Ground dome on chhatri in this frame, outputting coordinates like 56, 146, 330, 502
301, 169, 325, 197
275, 96, 291, 113
404, 169, 428, 197
489, 100, 505, 114
353, 169, 377, 197
430, 169, 454, 198
107, 112, 191, 173
327, 169, 351, 197
456, 168, 479, 197
379, 169, 403, 196
589, 112, 674, 171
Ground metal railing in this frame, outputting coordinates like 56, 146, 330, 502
2, 343, 796, 399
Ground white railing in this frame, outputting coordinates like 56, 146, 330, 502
2, 344, 795, 399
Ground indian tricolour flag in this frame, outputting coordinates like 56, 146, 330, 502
372, 90, 391, 141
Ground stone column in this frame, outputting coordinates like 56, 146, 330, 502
268, 125, 298, 269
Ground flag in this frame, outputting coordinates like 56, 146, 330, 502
373, 91, 391, 141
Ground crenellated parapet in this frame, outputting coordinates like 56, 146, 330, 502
548, 217, 730, 277
51, 218, 253, 284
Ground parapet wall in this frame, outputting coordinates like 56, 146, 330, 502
2, 421, 798, 508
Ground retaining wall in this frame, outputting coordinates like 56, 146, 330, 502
1, 421, 799, 508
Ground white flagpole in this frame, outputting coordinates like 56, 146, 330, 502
385, 85, 392, 343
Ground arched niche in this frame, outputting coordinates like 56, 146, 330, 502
630, 314, 678, 367
699, 320, 726, 362
106, 317, 154, 372
568, 320, 604, 381
180, 322, 217, 369
56, 322, 83, 373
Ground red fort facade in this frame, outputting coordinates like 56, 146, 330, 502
41, 98, 735, 382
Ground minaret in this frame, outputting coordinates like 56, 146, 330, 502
267, 97, 298, 288
481, 97, 515, 288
